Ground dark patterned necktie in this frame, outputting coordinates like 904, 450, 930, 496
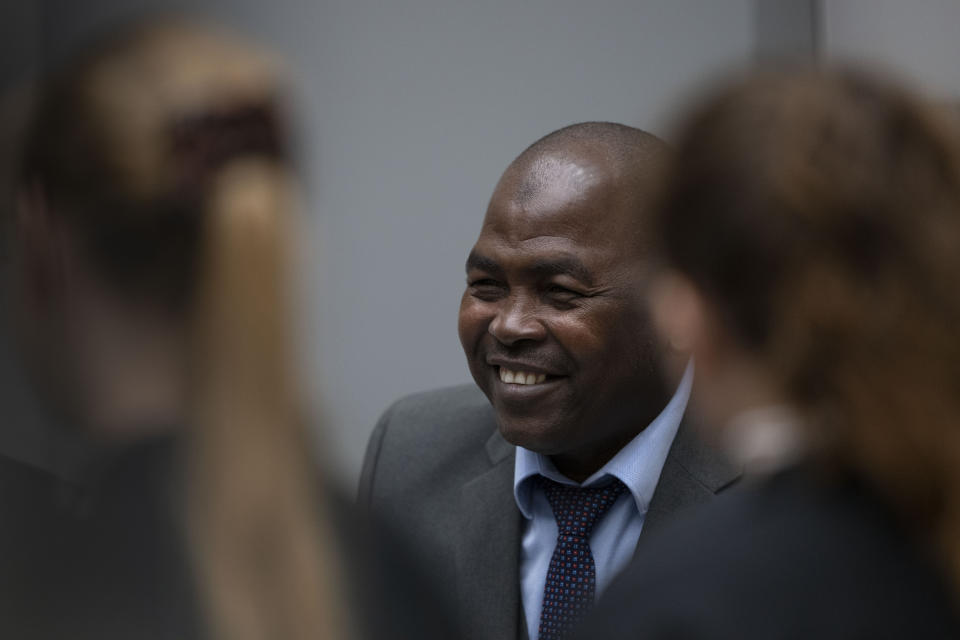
537, 476, 626, 640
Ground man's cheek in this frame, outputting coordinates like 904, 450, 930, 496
457, 306, 484, 350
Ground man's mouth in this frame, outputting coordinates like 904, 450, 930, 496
498, 367, 548, 385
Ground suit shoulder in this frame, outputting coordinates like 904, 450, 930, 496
363, 384, 500, 497
378, 384, 494, 446
385, 383, 491, 417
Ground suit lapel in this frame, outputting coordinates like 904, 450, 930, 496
448, 417, 738, 636
642, 416, 740, 539
455, 431, 523, 640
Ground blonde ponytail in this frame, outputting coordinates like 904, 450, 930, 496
187, 158, 348, 640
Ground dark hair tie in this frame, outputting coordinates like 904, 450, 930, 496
169, 102, 288, 198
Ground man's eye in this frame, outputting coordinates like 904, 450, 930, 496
545, 284, 581, 300
469, 279, 506, 299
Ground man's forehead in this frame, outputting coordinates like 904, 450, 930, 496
473, 232, 585, 254
510, 155, 603, 205
477, 204, 604, 254
482, 179, 628, 249
469, 225, 618, 284
498, 151, 609, 207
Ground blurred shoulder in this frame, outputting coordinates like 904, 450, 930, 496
0, 452, 74, 512
329, 490, 461, 640
588, 467, 960, 639
0, 452, 65, 489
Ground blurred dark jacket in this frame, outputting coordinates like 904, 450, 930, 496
0, 436, 458, 640
579, 464, 960, 639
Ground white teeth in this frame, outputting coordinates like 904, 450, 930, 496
499, 367, 548, 385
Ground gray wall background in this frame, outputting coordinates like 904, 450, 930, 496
821, 0, 960, 99
3, 1, 958, 485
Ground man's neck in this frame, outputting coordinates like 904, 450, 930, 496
548, 361, 690, 483
549, 436, 636, 483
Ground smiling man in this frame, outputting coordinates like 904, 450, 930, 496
359, 122, 738, 640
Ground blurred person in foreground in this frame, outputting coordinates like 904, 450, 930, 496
583, 68, 960, 638
1, 20, 453, 640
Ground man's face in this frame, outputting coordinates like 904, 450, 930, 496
458, 154, 666, 462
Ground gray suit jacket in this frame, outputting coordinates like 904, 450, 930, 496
358, 384, 739, 640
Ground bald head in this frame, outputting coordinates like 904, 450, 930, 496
489, 122, 668, 257
503, 121, 668, 205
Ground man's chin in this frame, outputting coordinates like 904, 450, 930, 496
496, 417, 567, 455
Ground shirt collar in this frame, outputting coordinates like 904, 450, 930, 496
513, 361, 694, 519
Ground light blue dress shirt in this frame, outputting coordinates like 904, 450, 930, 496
513, 363, 693, 640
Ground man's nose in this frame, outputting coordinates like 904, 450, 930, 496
488, 294, 547, 345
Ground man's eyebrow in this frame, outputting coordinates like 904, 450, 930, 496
466, 251, 595, 286
465, 251, 504, 278
529, 256, 595, 286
